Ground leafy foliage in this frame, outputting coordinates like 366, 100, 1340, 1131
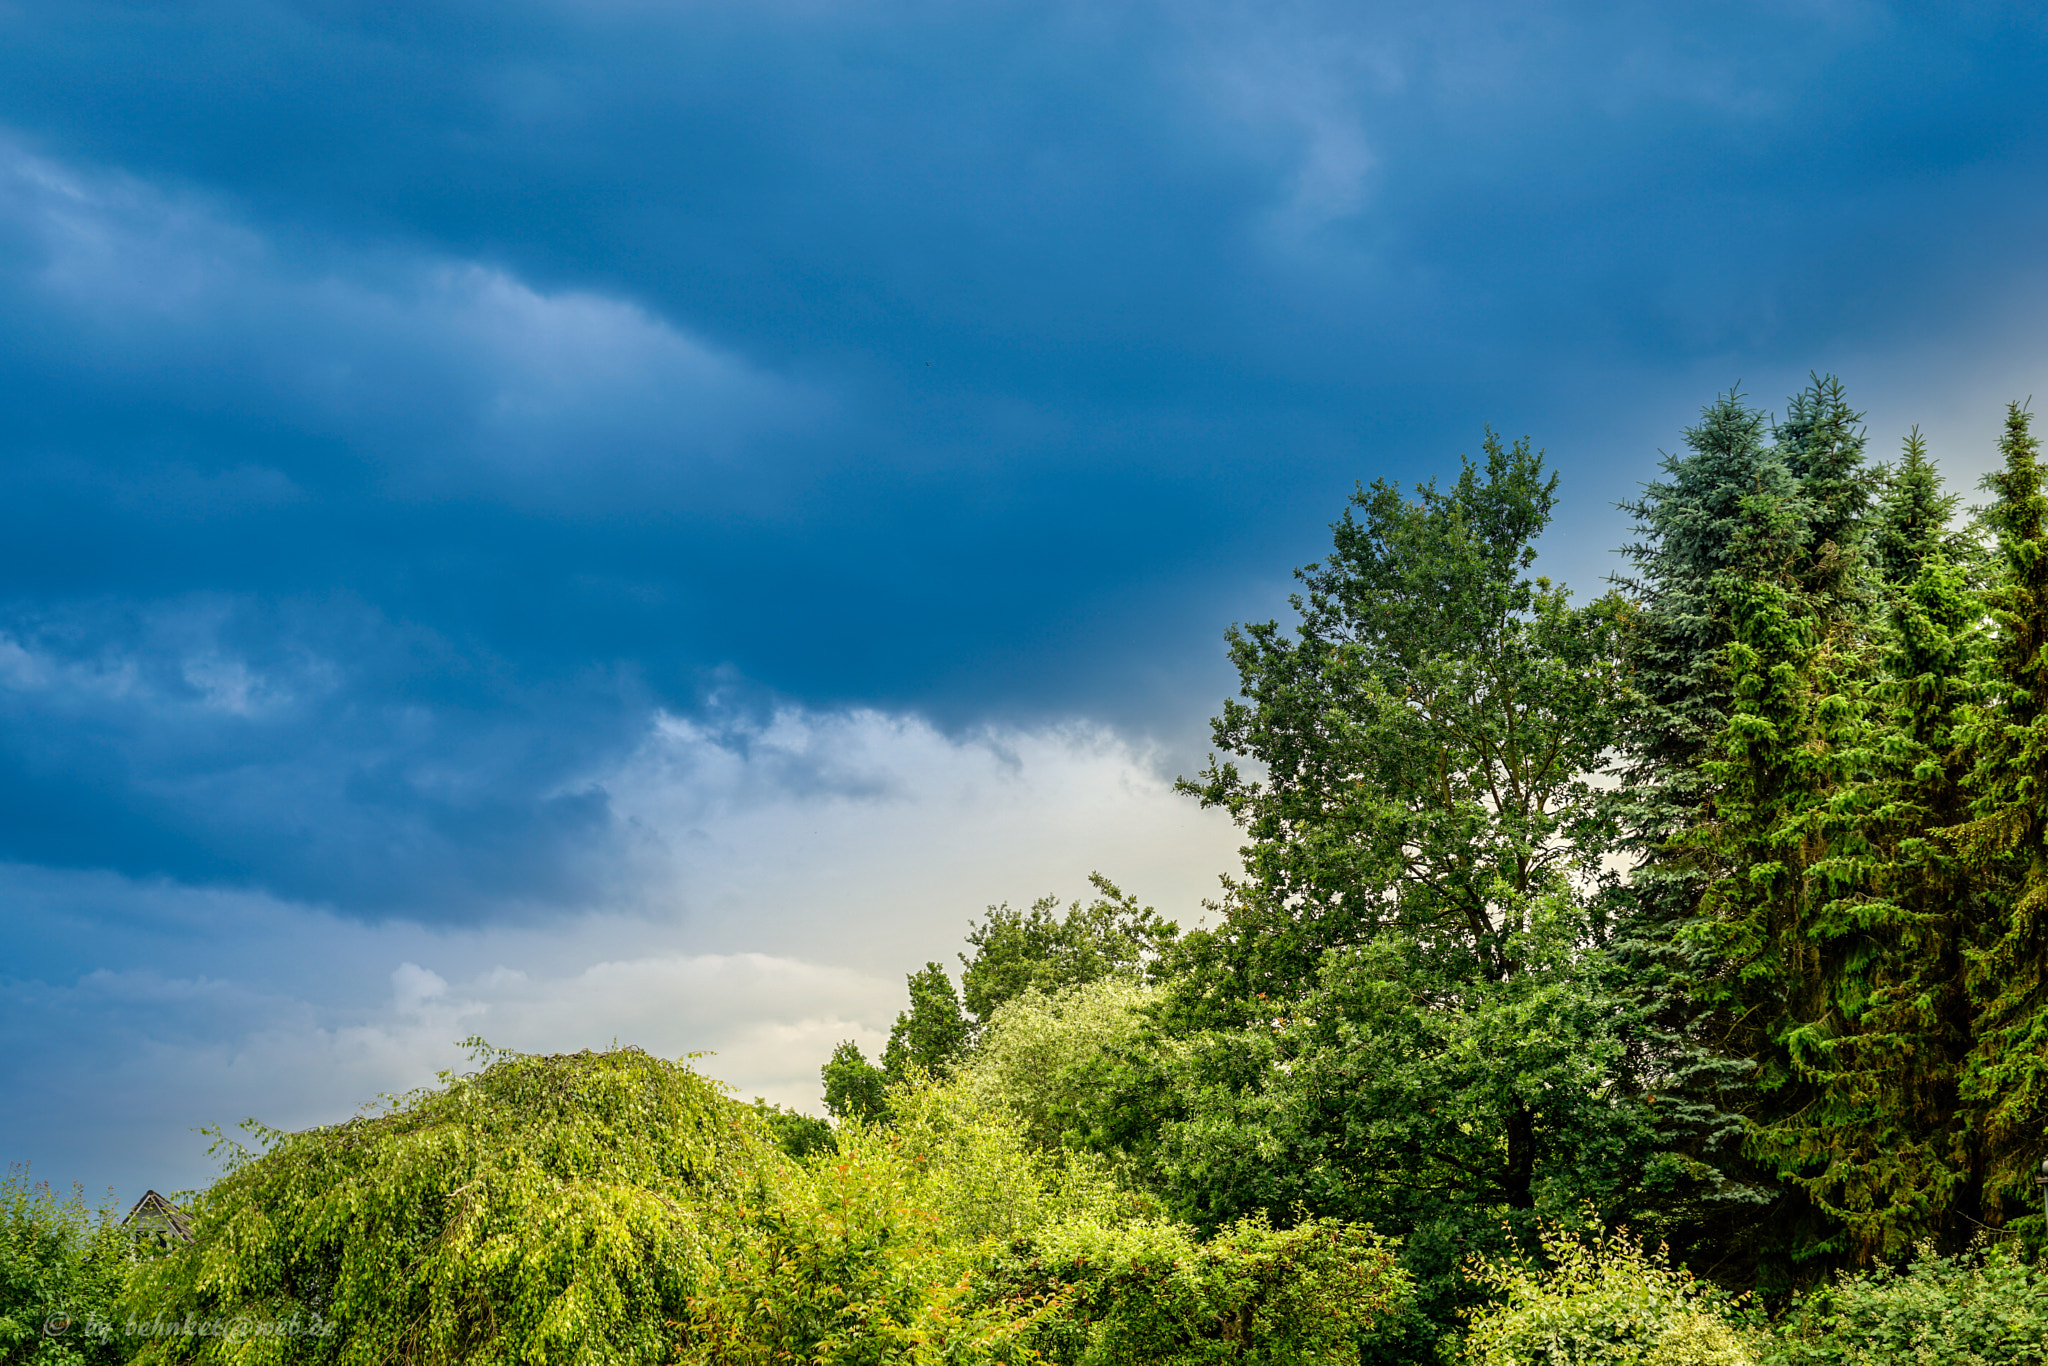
1177, 432, 1631, 1010
81, 381, 2048, 1364
125, 1046, 755, 1366
823, 959, 973, 1126
687, 1074, 1107, 1366
822, 1039, 890, 1125
962, 976, 1161, 1155
1765, 1243, 2048, 1366
1461, 1219, 1756, 1366
959, 874, 1176, 1030
984, 1214, 1410, 1366
122, 1045, 1415, 1365
1143, 432, 1650, 1338
0, 1171, 127, 1366
1151, 908, 1657, 1228
882, 962, 971, 1081
749, 1099, 837, 1160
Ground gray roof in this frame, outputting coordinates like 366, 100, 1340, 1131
122, 1190, 193, 1245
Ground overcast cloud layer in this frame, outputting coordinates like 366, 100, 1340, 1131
6, 0, 2048, 1199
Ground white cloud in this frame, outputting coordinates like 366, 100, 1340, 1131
1, 701, 1242, 1200
599, 705, 1239, 969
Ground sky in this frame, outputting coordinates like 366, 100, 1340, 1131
6, 0, 2048, 1202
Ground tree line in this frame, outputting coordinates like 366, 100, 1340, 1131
824, 376, 2048, 1331
14, 375, 2048, 1364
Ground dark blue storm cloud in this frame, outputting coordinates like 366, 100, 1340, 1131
3, 0, 2048, 924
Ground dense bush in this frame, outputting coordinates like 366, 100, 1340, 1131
1764, 1242, 2048, 1366
125, 1046, 761, 1366
121, 1046, 1414, 1365
687, 1073, 1127, 1365
41, 1036, 2048, 1364
0, 1171, 128, 1366
1460, 1220, 1756, 1366
985, 1213, 1410, 1366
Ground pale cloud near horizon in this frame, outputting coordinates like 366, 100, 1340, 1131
2, 702, 1242, 1201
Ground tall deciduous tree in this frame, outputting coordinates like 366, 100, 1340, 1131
821, 1040, 889, 1124
1148, 434, 1645, 1334
882, 961, 970, 1080
1176, 432, 1630, 1011
821, 960, 971, 1124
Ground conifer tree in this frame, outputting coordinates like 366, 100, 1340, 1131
1954, 402, 2048, 1222
1786, 436, 1982, 1257
1776, 372, 1873, 616
1868, 428, 1965, 590
1616, 378, 1875, 923
1609, 390, 1805, 1247
1681, 473, 1862, 1275
1616, 390, 1793, 857
1613, 379, 1884, 1278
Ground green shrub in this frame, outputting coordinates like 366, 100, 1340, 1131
686, 1071, 1135, 1365
1765, 1242, 2048, 1366
692, 1071, 1412, 1366
120, 1047, 1413, 1365
749, 1098, 836, 1160
1646, 1313, 1755, 1366
985, 1212, 1411, 1366
1461, 1220, 1755, 1366
125, 1046, 762, 1366
0, 1169, 129, 1366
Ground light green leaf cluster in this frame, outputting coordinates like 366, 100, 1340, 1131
867, 1071, 1124, 1246
684, 1075, 1056, 1365
1, 1170, 128, 1366
688, 1070, 1326, 1365
124, 1046, 756, 1366
961, 977, 1161, 1154
1461, 1220, 1755, 1366
982, 1212, 1409, 1366
129, 1041, 1414, 1365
